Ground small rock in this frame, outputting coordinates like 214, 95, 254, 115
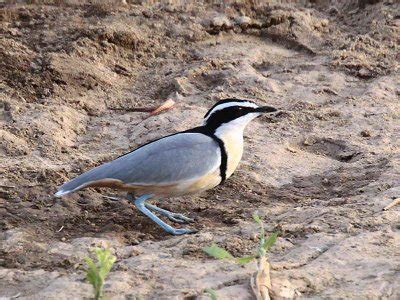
328, 6, 339, 15
215, 86, 224, 92
173, 77, 196, 95
250, 233, 258, 241
30, 61, 41, 71
322, 87, 338, 95
286, 146, 298, 153
114, 64, 131, 76
130, 239, 140, 245
320, 19, 329, 27
42, 88, 51, 96
271, 278, 300, 298
303, 138, 315, 146
358, 67, 372, 78
360, 130, 371, 137
211, 15, 232, 28
100, 40, 109, 47
142, 10, 153, 18
264, 79, 280, 93
9, 28, 21, 36
235, 16, 252, 28
203, 14, 232, 31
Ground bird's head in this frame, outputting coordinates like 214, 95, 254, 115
203, 98, 277, 132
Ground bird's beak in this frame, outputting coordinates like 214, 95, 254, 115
255, 106, 278, 113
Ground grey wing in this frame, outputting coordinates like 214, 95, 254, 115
56, 133, 221, 195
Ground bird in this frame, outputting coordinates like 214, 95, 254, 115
55, 98, 277, 235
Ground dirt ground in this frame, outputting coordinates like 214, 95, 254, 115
0, 0, 399, 299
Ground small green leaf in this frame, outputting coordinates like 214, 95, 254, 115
84, 257, 98, 285
252, 212, 262, 224
236, 256, 255, 264
205, 288, 218, 300
97, 249, 116, 281
203, 244, 234, 260
85, 248, 116, 300
262, 232, 279, 252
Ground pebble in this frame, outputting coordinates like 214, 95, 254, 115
328, 6, 339, 15
173, 76, 196, 95
360, 130, 371, 137
9, 28, 20, 36
358, 67, 372, 78
303, 138, 315, 146
235, 16, 252, 28
207, 15, 232, 29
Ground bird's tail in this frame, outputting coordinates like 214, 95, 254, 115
54, 179, 88, 197
54, 189, 74, 197
54, 164, 109, 197
54, 159, 124, 197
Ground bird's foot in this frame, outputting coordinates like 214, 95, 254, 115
169, 228, 198, 235
165, 212, 194, 224
131, 194, 198, 235
145, 203, 194, 224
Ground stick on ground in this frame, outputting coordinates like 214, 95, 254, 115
383, 198, 400, 211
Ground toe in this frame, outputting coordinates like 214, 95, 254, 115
168, 216, 185, 223
171, 228, 198, 235
173, 213, 194, 222
177, 214, 194, 222
167, 213, 194, 223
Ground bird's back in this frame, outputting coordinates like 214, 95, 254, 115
55, 132, 222, 196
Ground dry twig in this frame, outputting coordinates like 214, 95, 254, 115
108, 99, 176, 116
383, 198, 400, 211
251, 256, 272, 300
149, 99, 175, 116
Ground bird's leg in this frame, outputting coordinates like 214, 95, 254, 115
144, 203, 194, 224
127, 193, 196, 235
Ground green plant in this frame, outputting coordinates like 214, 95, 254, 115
203, 212, 278, 264
204, 288, 218, 300
85, 247, 116, 300
203, 212, 278, 299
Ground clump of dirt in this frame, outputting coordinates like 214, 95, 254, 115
260, 6, 330, 54
329, 0, 399, 77
0, 0, 399, 299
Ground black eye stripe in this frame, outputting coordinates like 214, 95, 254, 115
204, 106, 256, 130
204, 98, 254, 119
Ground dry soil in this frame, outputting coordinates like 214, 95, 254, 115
0, 0, 399, 299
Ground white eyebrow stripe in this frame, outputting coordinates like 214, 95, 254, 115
204, 101, 258, 122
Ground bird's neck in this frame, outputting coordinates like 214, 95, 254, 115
214, 122, 246, 141
214, 123, 245, 179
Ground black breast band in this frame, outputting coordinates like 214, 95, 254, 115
185, 126, 228, 184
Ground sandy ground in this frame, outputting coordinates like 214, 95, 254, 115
1, 0, 399, 299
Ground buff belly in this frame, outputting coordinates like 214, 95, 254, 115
130, 169, 222, 197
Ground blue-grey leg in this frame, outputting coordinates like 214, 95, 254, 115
144, 203, 194, 223
128, 194, 196, 235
